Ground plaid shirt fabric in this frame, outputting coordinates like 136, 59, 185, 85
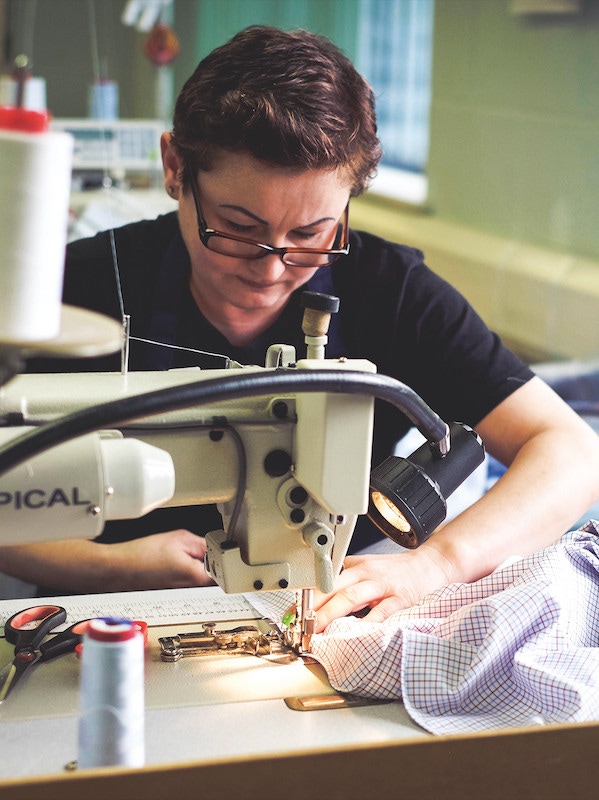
250, 523, 599, 734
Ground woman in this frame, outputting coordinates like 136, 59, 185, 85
2, 26, 598, 628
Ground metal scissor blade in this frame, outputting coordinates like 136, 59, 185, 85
0, 661, 17, 703
0, 651, 40, 703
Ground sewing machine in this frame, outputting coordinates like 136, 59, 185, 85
0, 292, 485, 654
2, 341, 599, 800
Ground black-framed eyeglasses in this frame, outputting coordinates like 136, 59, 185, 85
186, 167, 350, 268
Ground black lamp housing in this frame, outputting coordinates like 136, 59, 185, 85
368, 422, 485, 548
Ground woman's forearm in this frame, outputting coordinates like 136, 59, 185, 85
426, 403, 599, 586
0, 540, 116, 594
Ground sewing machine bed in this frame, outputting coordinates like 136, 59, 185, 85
0, 588, 597, 800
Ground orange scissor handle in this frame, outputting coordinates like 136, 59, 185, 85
5, 605, 67, 653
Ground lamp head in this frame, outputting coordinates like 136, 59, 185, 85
368, 422, 485, 548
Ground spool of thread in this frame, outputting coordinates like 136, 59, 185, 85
0, 75, 47, 111
0, 108, 73, 344
77, 617, 145, 769
88, 80, 119, 120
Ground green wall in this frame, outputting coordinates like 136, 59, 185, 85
4, 0, 598, 262
175, 0, 599, 262
428, 0, 599, 261
2, 1, 358, 128
171, 0, 359, 109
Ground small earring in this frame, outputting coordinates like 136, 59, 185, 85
167, 185, 177, 197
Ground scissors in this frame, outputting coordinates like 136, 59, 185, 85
0, 605, 90, 702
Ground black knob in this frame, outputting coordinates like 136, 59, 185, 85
300, 291, 340, 314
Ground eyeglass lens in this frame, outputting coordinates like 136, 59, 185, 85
204, 228, 345, 267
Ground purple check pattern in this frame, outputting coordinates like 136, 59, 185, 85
310, 523, 599, 733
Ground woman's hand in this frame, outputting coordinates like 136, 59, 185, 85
313, 546, 453, 632
0, 530, 215, 594
106, 530, 215, 591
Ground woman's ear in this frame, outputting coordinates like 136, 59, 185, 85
160, 132, 182, 199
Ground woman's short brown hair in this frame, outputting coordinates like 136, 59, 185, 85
172, 25, 382, 196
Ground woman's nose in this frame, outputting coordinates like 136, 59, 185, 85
248, 253, 286, 281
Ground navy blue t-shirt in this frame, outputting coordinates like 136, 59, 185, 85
29, 211, 533, 554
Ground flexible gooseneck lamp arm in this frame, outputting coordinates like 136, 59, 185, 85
0, 369, 448, 475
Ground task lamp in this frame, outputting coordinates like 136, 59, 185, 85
368, 422, 485, 548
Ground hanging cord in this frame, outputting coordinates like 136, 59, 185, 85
210, 419, 247, 542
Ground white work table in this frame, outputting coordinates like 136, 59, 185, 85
0, 587, 597, 800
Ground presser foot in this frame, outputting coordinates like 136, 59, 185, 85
159, 621, 299, 664
280, 588, 317, 659
281, 612, 316, 657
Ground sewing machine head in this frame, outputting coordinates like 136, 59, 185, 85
0, 293, 484, 655
0, 353, 375, 593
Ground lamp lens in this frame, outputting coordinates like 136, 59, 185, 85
371, 490, 411, 533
